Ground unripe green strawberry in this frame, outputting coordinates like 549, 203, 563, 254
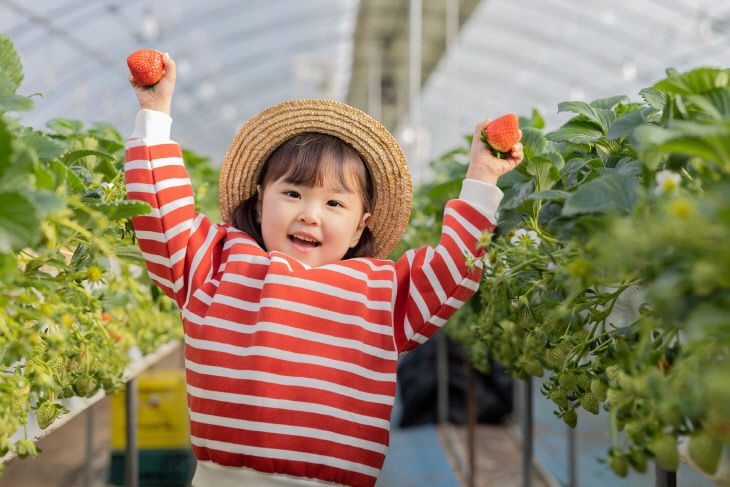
648, 434, 679, 471
581, 393, 599, 415
16, 439, 40, 459
590, 379, 608, 402
688, 430, 723, 475
575, 373, 592, 392
73, 375, 98, 398
624, 421, 644, 442
607, 388, 632, 413
628, 447, 648, 473
524, 358, 544, 377
559, 372, 577, 391
606, 364, 620, 380
563, 409, 577, 428
36, 402, 57, 430
0, 437, 12, 456
549, 388, 568, 409
524, 332, 545, 352
608, 452, 629, 477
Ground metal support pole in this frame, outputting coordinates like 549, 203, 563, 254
409, 0, 422, 178
125, 377, 139, 487
84, 406, 94, 487
522, 378, 533, 487
567, 422, 576, 487
655, 465, 677, 487
436, 331, 449, 424
464, 349, 476, 487
367, 38, 382, 121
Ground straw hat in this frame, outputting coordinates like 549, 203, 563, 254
219, 99, 412, 259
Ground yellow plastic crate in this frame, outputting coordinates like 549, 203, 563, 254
111, 369, 190, 449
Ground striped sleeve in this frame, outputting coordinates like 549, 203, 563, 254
392, 180, 502, 354
125, 109, 222, 309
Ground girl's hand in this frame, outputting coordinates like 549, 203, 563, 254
128, 52, 176, 115
466, 118, 524, 186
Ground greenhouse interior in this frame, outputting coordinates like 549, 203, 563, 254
1, 0, 730, 486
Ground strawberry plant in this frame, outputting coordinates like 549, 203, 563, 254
0, 35, 218, 471
396, 66, 730, 481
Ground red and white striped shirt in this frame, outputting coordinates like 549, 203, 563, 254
125, 109, 502, 487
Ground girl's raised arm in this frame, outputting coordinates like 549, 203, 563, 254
125, 54, 224, 309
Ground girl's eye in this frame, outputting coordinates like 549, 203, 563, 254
327, 200, 343, 208
284, 191, 300, 198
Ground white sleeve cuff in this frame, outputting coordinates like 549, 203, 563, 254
458, 179, 504, 224
130, 109, 172, 142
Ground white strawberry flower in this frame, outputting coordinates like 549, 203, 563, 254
510, 228, 541, 247
655, 169, 681, 194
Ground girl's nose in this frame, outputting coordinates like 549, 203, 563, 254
297, 205, 320, 225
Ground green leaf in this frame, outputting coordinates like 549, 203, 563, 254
561, 157, 593, 175
654, 67, 730, 95
20, 132, 67, 162
546, 121, 603, 144
63, 149, 115, 165
528, 189, 571, 201
0, 92, 33, 112
87, 200, 151, 220
112, 244, 146, 265
640, 88, 667, 110
590, 95, 630, 110
426, 177, 462, 201
28, 190, 64, 213
49, 160, 67, 188
607, 107, 655, 140
520, 127, 546, 161
0, 34, 23, 92
519, 109, 545, 129
685, 88, 730, 119
525, 156, 560, 192
557, 101, 616, 131
0, 117, 12, 180
0, 190, 41, 253
562, 174, 639, 216
45, 118, 84, 136
65, 165, 85, 192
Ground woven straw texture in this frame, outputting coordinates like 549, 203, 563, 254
219, 99, 412, 259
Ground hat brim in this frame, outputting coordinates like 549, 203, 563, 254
219, 99, 412, 260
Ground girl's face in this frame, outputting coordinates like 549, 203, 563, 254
256, 169, 371, 268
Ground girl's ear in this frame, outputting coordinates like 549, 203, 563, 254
350, 212, 371, 247
255, 185, 263, 223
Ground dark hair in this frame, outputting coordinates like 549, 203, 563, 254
231, 133, 376, 259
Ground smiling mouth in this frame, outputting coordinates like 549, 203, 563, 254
289, 234, 320, 247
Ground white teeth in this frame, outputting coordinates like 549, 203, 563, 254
291, 235, 318, 244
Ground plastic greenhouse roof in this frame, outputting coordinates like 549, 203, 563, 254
2, 0, 730, 182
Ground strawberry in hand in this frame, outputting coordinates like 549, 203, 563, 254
127, 49, 164, 87
481, 113, 521, 158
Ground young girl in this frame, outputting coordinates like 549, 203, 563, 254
126, 53, 523, 487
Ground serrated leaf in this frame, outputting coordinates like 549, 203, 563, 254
70, 165, 93, 185
685, 87, 730, 119
546, 121, 603, 144
562, 174, 639, 216
65, 165, 85, 192
45, 118, 84, 136
590, 95, 630, 110
528, 189, 571, 201
525, 156, 560, 192
63, 149, 115, 165
561, 157, 593, 175
519, 109, 545, 129
0, 34, 23, 92
29, 190, 64, 213
0, 190, 41, 253
640, 88, 667, 110
607, 107, 655, 140
20, 132, 67, 162
520, 127, 546, 161
87, 200, 152, 220
557, 101, 616, 131
112, 244, 145, 264
0, 93, 33, 112
0, 117, 12, 180
654, 67, 730, 95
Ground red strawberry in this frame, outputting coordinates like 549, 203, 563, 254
127, 49, 164, 86
482, 114, 520, 156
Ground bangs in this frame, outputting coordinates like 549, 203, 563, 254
259, 133, 373, 210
